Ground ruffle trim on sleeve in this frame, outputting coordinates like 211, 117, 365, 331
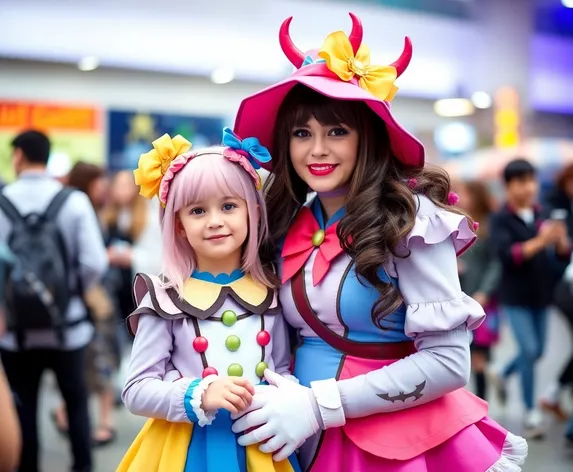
405, 293, 485, 337
189, 374, 218, 427
406, 206, 477, 257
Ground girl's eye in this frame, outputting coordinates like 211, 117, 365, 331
190, 208, 204, 216
292, 129, 310, 138
329, 127, 348, 136
222, 203, 237, 211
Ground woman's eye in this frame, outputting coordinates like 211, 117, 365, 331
190, 208, 204, 216
222, 203, 237, 211
292, 129, 310, 138
330, 127, 348, 136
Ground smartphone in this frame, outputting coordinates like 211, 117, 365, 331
550, 209, 568, 221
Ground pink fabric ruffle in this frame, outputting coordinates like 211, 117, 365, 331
307, 416, 527, 472
222, 148, 261, 188
158, 151, 196, 204
158, 148, 261, 204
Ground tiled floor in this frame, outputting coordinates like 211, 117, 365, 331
36, 308, 573, 471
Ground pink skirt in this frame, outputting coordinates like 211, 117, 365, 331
305, 356, 528, 472
307, 417, 526, 472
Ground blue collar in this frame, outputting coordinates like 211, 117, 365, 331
191, 269, 245, 285
311, 197, 345, 229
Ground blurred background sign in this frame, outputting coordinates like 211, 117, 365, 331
494, 87, 521, 150
107, 110, 224, 171
0, 100, 104, 182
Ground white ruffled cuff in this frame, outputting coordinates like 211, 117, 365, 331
189, 374, 218, 427
405, 293, 485, 337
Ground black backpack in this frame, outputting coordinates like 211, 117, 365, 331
0, 187, 77, 349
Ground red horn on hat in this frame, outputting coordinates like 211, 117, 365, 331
279, 17, 305, 68
390, 37, 413, 77
348, 13, 363, 55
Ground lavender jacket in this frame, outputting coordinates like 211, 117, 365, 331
121, 271, 292, 425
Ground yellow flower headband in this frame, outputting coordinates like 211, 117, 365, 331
133, 133, 192, 204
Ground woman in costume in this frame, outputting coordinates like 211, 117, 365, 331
117, 130, 300, 472
230, 13, 528, 472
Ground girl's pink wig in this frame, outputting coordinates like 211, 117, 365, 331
159, 146, 271, 296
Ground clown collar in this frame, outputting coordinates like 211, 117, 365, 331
162, 269, 275, 318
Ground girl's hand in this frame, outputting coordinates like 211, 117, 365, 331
201, 377, 255, 414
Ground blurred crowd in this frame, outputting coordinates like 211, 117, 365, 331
454, 160, 573, 443
0, 130, 162, 472
0, 129, 572, 471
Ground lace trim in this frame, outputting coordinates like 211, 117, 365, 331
189, 374, 218, 427
486, 432, 528, 472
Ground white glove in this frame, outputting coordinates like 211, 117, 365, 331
231, 369, 321, 461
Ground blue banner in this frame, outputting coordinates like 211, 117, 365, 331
107, 110, 224, 171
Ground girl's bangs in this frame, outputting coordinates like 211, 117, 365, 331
169, 152, 250, 211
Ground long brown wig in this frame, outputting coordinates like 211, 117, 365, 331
264, 85, 471, 327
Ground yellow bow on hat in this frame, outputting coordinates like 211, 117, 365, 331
318, 31, 399, 102
133, 134, 192, 200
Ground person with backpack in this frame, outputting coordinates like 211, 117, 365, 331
0, 130, 108, 472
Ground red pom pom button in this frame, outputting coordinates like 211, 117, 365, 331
193, 336, 209, 353
256, 330, 271, 347
202, 367, 218, 378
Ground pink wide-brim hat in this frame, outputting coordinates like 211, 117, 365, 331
233, 13, 425, 171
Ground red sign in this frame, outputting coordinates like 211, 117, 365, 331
0, 101, 101, 132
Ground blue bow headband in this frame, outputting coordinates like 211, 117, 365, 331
221, 127, 272, 170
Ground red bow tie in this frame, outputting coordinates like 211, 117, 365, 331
281, 207, 344, 286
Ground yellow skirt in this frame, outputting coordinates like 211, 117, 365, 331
117, 418, 299, 472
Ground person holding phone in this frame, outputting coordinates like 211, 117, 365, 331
490, 159, 571, 439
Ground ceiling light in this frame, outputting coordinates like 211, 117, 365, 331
434, 98, 475, 117
78, 56, 99, 72
562, 0, 573, 8
210, 67, 235, 84
471, 91, 492, 109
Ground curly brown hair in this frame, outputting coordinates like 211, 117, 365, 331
263, 85, 470, 327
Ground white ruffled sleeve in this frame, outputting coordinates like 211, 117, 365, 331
392, 195, 485, 337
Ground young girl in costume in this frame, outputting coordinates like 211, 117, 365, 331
117, 130, 300, 472
230, 13, 528, 472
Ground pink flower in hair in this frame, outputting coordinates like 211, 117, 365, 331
447, 191, 459, 206
472, 221, 480, 231
407, 178, 417, 189
222, 148, 262, 190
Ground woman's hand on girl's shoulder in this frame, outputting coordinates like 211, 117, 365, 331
201, 377, 255, 414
